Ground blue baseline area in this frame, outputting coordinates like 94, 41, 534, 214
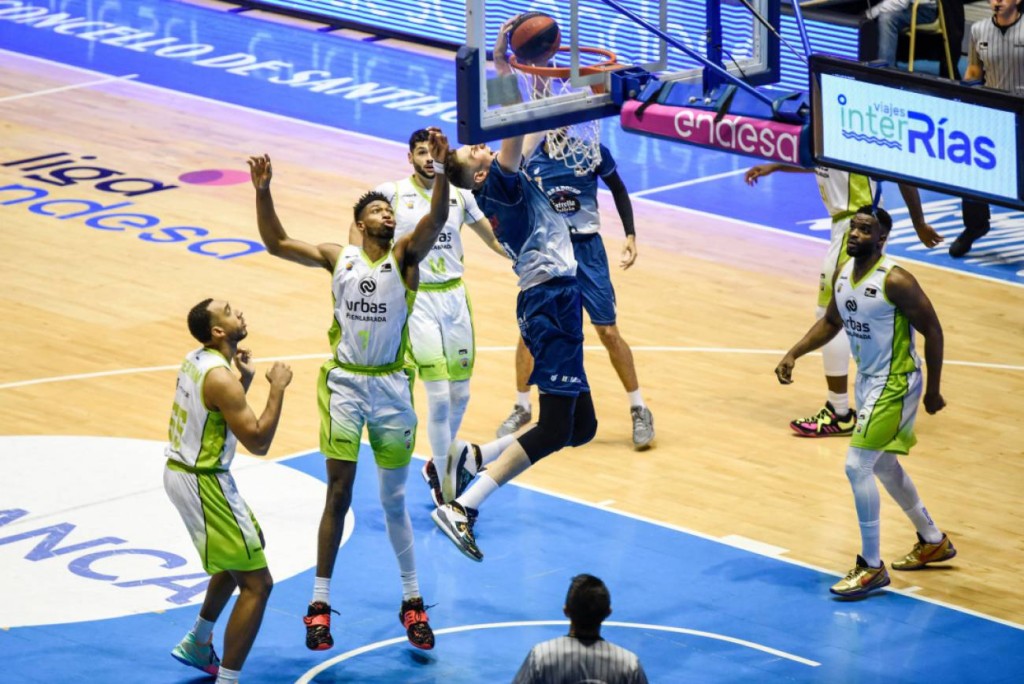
2, 448, 1022, 683
1, 0, 1022, 284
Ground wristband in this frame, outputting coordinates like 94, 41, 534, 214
432, 159, 446, 174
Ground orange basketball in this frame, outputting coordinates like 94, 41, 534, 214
509, 12, 561, 64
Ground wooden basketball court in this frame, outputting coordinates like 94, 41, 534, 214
1, 35, 1022, 637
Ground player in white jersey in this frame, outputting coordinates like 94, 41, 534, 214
371, 129, 507, 507
949, 0, 1024, 258
164, 298, 293, 684
513, 574, 648, 684
746, 164, 941, 436
248, 128, 452, 652
776, 206, 955, 598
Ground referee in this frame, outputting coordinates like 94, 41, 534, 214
950, 0, 1024, 258
512, 575, 648, 684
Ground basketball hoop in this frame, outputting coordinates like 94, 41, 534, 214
509, 46, 618, 176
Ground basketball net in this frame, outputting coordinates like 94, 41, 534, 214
510, 47, 617, 176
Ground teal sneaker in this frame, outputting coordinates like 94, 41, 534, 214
171, 632, 220, 676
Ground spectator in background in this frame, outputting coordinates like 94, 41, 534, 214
950, 0, 1024, 257
512, 574, 648, 684
867, 0, 939, 68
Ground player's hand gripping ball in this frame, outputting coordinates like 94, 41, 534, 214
508, 12, 561, 65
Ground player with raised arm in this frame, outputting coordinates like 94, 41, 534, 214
248, 128, 451, 651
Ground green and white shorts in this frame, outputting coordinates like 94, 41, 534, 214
317, 359, 417, 467
407, 279, 475, 382
851, 369, 921, 455
163, 461, 267, 575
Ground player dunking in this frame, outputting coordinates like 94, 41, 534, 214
248, 128, 451, 651
429, 19, 597, 562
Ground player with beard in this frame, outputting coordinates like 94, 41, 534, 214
248, 128, 451, 651
164, 298, 293, 684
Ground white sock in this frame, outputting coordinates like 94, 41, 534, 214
215, 666, 241, 684
828, 390, 850, 415
401, 570, 420, 601
477, 435, 516, 469
627, 389, 645, 409
312, 576, 331, 605
456, 473, 500, 511
859, 519, 882, 567
424, 380, 452, 478
904, 503, 943, 544
191, 615, 215, 643
516, 391, 531, 410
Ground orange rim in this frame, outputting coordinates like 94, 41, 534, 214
509, 46, 618, 79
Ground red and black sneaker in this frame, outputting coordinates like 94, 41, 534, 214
399, 597, 435, 650
303, 601, 339, 651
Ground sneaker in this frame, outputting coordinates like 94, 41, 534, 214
442, 439, 478, 504
948, 226, 989, 258
171, 632, 220, 676
892, 533, 957, 570
303, 601, 339, 651
790, 402, 856, 437
399, 597, 435, 650
496, 404, 531, 438
829, 555, 891, 598
421, 459, 443, 507
431, 501, 483, 562
630, 406, 655, 449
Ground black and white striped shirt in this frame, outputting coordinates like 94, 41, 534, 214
512, 635, 648, 684
969, 13, 1024, 93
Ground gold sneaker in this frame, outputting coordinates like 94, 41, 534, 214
892, 533, 957, 571
830, 555, 891, 598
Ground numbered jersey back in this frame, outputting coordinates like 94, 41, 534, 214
164, 348, 237, 471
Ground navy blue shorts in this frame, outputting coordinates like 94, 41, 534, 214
517, 277, 589, 396
571, 233, 616, 326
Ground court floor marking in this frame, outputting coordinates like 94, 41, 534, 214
0, 72, 138, 103
294, 619, 822, 683
1, 348, 1021, 390
4, 47, 1021, 292
631, 168, 750, 197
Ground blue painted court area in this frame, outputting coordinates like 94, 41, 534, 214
2, 448, 1022, 683
1, 0, 1023, 285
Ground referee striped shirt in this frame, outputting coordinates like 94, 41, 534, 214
969, 13, 1024, 93
512, 636, 648, 684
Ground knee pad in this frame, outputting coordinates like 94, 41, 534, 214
519, 395, 576, 463
568, 392, 597, 447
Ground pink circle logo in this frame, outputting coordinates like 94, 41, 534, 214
178, 169, 251, 185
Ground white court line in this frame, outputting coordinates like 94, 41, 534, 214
720, 534, 789, 556
2, 347, 1022, 390
3, 48, 1021, 290
294, 619, 821, 682
0, 73, 138, 103
632, 167, 749, 197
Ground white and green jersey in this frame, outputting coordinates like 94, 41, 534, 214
834, 255, 921, 378
814, 166, 877, 222
376, 176, 484, 285
328, 244, 416, 373
164, 347, 237, 471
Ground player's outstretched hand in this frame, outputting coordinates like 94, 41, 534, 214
248, 154, 273, 191
923, 391, 946, 415
774, 355, 796, 385
427, 127, 449, 164
744, 165, 772, 186
495, 16, 519, 75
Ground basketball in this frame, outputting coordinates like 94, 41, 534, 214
508, 12, 561, 64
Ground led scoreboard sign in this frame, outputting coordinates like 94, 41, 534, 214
810, 55, 1024, 209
